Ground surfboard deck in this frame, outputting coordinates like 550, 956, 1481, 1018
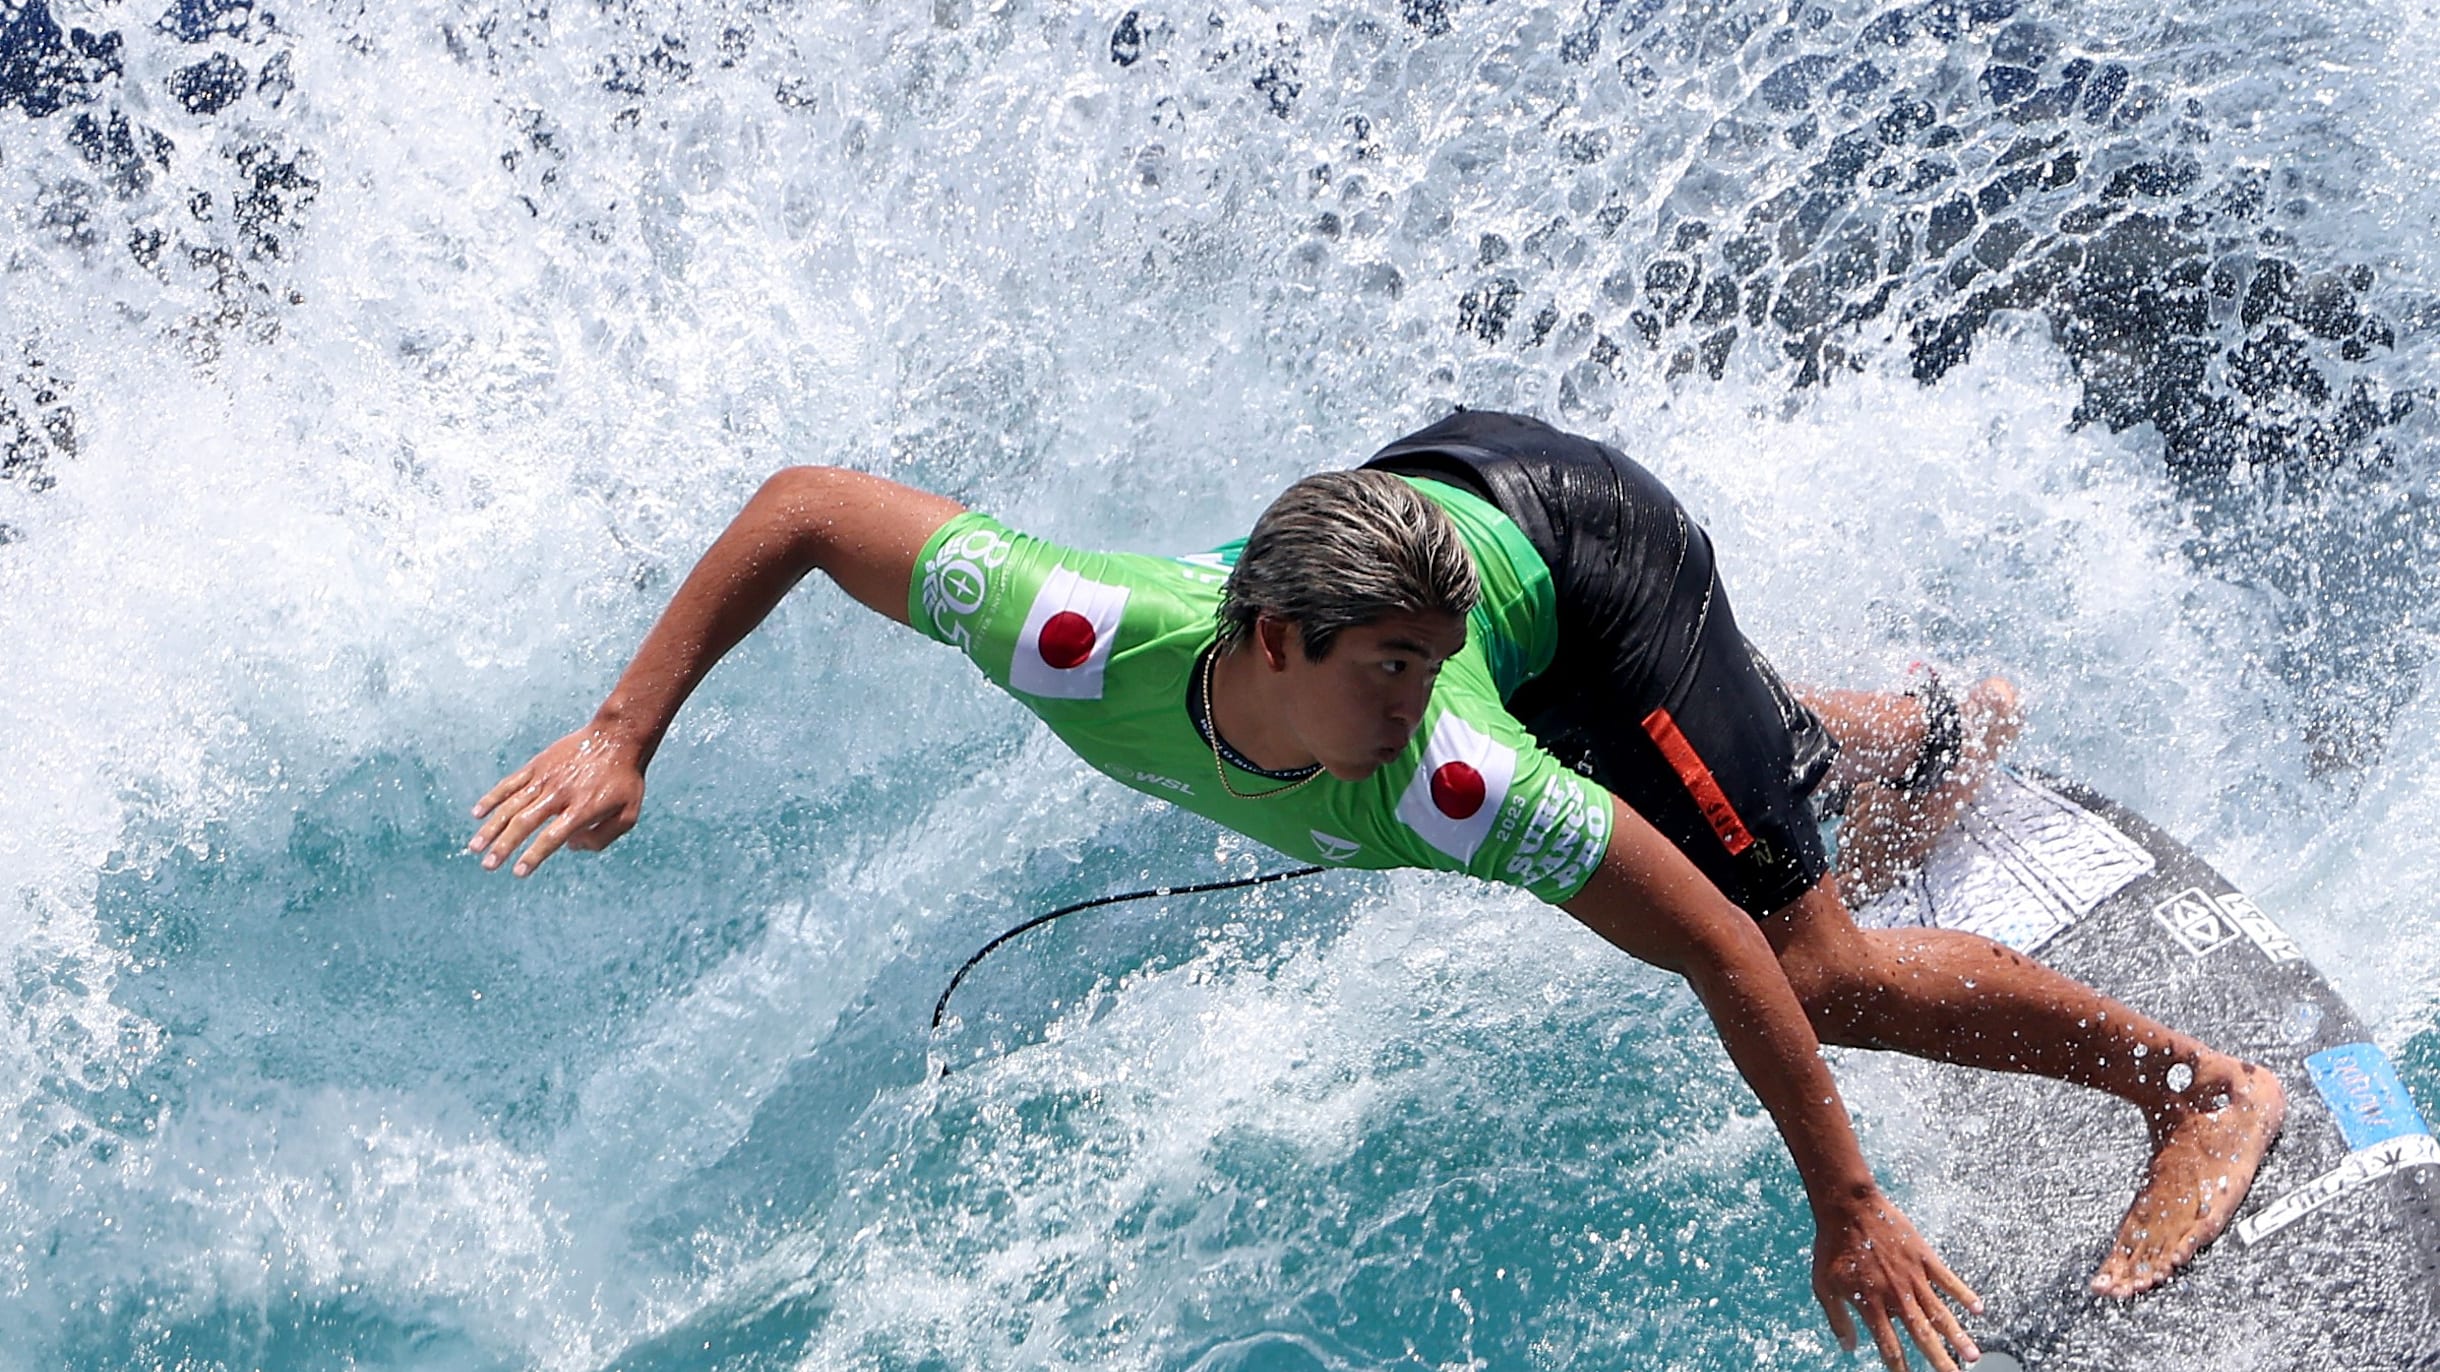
1850, 769, 2440, 1370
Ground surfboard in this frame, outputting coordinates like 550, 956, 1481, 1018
1849, 768, 2440, 1370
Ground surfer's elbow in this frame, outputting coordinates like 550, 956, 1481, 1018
756, 464, 855, 542
753, 464, 909, 569
1674, 914, 1790, 1008
1565, 878, 1768, 990
746, 464, 970, 625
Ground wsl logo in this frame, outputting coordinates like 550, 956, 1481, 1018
1131, 770, 1193, 796
1310, 830, 1361, 863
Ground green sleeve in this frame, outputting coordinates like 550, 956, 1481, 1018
1391, 665, 1615, 904
909, 513, 1023, 659
1479, 750, 1614, 902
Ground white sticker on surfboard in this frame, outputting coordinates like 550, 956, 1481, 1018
1851, 768, 2156, 954
2236, 1132, 2440, 1246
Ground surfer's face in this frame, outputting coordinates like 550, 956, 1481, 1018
1267, 610, 1466, 780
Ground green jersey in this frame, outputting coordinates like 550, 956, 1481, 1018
906, 480, 1614, 904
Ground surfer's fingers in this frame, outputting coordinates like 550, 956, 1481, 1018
474, 765, 534, 818
1812, 1277, 1858, 1353
1926, 1251, 1983, 1315
470, 775, 546, 852
1915, 1279, 1979, 1367
474, 777, 548, 851
483, 786, 565, 870
513, 810, 583, 877
1894, 1291, 1958, 1372
1862, 1299, 1908, 1372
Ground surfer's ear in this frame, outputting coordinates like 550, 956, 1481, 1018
1254, 614, 1301, 671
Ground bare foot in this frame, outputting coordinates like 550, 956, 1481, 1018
2090, 1058, 2288, 1297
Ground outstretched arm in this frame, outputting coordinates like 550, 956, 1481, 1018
470, 466, 967, 876
1561, 798, 1982, 1372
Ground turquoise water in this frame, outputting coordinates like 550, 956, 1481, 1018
6, 0, 2440, 1367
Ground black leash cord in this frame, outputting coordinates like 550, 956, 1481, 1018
929, 866, 1327, 1035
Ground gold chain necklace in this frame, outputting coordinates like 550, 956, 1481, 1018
1200, 648, 1326, 801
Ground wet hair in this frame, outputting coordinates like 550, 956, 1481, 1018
1216, 470, 1479, 660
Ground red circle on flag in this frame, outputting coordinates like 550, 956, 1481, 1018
1038, 611, 1097, 670
1430, 761, 1486, 820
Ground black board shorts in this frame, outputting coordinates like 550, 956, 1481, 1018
1364, 410, 1837, 918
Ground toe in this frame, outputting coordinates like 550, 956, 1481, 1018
1968, 677, 2025, 748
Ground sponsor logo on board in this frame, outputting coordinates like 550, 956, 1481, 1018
2237, 1132, 2440, 1247
2151, 887, 2238, 956
2149, 886, 2304, 963
2308, 1043, 2432, 1152
2217, 890, 2305, 962
2241, 1044, 2439, 1247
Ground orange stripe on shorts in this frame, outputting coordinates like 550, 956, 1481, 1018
1640, 707, 1756, 856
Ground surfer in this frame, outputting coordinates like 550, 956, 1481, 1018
469, 410, 2283, 1372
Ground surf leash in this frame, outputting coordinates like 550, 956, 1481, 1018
928, 865, 1327, 1070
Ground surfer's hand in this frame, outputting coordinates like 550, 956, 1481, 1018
469, 724, 647, 877
1812, 1191, 1982, 1372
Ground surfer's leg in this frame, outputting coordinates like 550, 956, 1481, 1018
1766, 880, 2287, 1298
1803, 676, 2023, 902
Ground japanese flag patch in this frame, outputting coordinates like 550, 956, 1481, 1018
1395, 713, 1518, 864
1010, 566, 1131, 699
